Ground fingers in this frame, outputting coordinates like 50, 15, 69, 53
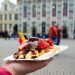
4, 57, 54, 75
40, 57, 53, 66
25, 58, 54, 73
5, 60, 12, 64
48, 57, 53, 62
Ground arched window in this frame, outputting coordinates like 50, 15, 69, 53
4, 5, 7, 10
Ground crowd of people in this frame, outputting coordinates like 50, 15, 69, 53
1, 22, 75, 43
0, 31, 18, 40
0, 31, 10, 39
0, 23, 65, 45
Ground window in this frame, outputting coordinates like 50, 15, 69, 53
52, 21, 56, 25
28, 0, 31, 4
0, 14, 2, 20
53, 0, 56, 2
48, 0, 50, 2
33, 0, 36, 3
5, 14, 7, 20
32, 5, 36, 17
58, 0, 62, 1
69, 11, 73, 19
62, 20, 67, 26
18, 24, 22, 32
24, 6, 27, 17
69, 10, 73, 13
37, 12, 40, 14
58, 4, 61, 7
9, 24, 12, 29
58, 14, 61, 19
58, 11, 61, 13
9, 24, 12, 31
15, 14, 18, 20
42, 22, 46, 33
23, 22, 27, 33
17, 0, 20, 3
4, 24, 7, 31
0, 24, 2, 31
63, 3, 68, 16
28, 12, 31, 15
32, 22, 36, 26
42, 0, 46, 3
52, 4, 56, 17
37, 0, 41, 3
69, 15, 73, 19
42, 4, 46, 17
58, 11, 61, 19
70, 23, 73, 31
24, 0, 27, 3
69, 3, 73, 7
9, 14, 12, 20
5, 5, 7, 10
37, 6, 40, 9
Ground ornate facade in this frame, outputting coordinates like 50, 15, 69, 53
17, 0, 75, 38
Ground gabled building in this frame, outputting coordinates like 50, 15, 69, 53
0, 0, 18, 34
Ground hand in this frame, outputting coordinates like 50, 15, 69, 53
2, 57, 53, 75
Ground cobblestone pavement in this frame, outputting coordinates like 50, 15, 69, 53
0, 38, 75, 75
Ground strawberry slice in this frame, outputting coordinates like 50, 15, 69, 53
50, 40, 54, 45
45, 38, 54, 46
37, 39, 50, 50
45, 38, 51, 44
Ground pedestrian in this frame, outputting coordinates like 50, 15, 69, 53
56, 26, 62, 45
0, 42, 53, 75
48, 22, 58, 45
32, 25, 36, 37
40, 32, 48, 39
37, 31, 41, 38
73, 29, 75, 39
11, 32, 17, 40
4, 30, 9, 40
62, 26, 68, 38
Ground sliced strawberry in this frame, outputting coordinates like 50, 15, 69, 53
45, 38, 54, 46
50, 40, 54, 46
45, 38, 51, 44
37, 39, 50, 50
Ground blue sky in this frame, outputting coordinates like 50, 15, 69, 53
0, 0, 17, 8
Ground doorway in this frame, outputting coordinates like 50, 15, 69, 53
32, 22, 37, 37
42, 22, 46, 33
32, 25, 36, 37
13, 24, 18, 33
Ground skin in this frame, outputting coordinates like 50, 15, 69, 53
2, 57, 53, 75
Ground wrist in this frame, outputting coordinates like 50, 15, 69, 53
2, 64, 16, 75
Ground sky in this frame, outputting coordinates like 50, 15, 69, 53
0, 0, 17, 8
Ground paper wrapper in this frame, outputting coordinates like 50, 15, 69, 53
4, 45, 68, 61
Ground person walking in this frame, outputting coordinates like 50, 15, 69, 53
48, 22, 58, 45
73, 29, 75, 39
56, 26, 62, 45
